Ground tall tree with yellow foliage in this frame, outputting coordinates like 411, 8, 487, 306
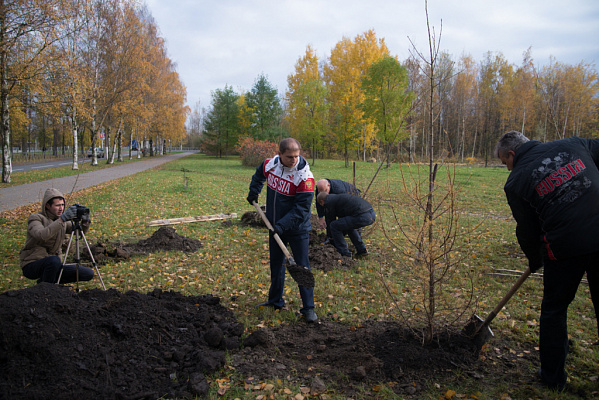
1, 0, 70, 182
285, 45, 329, 161
324, 30, 389, 166
537, 58, 599, 140
43, 0, 94, 169
449, 54, 478, 161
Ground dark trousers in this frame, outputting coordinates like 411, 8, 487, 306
22, 256, 94, 284
329, 209, 376, 257
268, 232, 314, 314
540, 252, 599, 389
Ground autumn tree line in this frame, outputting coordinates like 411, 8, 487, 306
192, 30, 598, 166
1, 0, 188, 183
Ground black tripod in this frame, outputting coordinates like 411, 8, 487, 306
58, 217, 106, 290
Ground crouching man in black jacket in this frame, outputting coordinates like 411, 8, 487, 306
495, 130, 599, 391
316, 192, 375, 258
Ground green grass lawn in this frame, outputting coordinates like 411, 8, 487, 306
0, 153, 597, 399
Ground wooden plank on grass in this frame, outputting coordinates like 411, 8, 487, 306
147, 213, 237, 227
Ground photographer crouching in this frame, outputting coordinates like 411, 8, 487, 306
20, 188, 94, 284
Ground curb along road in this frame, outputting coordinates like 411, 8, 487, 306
0, 152, 195, 213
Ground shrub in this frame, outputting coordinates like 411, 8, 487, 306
234, 137, 278, 167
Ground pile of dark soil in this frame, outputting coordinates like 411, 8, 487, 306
85, 216, 356, 272
85, 226, 202, 263
308, 229, 356, 271
0, 283, 242, 399
240, 211, 357, 271
237, 322, 479, 397
233, 319, 544, 397
240, 208, 265, 227
1, 221, 545, 399
0, 282, 541, 399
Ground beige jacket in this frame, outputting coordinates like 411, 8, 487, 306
19, 188, 88, 268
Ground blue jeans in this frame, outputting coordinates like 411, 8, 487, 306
329, 209, 376, 257
540, 252, 599, 390
268, 232, 314, 314
22, 256, 94, 284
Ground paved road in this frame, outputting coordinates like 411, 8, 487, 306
12, 157, 93, 172
12, 151, 144, 172
0, 152, 194, 213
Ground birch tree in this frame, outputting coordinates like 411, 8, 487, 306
1, 0, 68, 182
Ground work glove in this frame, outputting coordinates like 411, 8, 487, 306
246, 194, 258, 206
269, 227, 282, 238
60, 205, 78, 222
529, 259, 543, 274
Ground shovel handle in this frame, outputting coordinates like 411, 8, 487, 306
482, 266, 532, 327
252, 201, 294, 263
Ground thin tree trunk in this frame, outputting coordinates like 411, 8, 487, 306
1, 24, 12, 183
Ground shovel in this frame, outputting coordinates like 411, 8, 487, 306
463, 266, 532, 349
252, 201, 315, 288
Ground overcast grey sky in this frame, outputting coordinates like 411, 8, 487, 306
144, 0, 599, 111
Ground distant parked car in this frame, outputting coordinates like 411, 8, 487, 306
87, 147, 105, 158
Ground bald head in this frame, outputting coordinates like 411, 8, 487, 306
316, 179, 330, 193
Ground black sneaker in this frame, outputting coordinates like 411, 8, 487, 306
538, 368, 566, 392
303, 309, 318, 323
354, 251, 368, 259
255, 301, 282, 311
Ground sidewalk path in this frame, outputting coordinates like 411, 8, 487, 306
0, 152, 194, 213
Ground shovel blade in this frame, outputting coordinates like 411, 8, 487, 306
286, 259, 315, 288
463, 314, 494, 350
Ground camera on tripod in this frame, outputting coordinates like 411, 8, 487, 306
72, 204, 90, 222
60, 203, 105, 290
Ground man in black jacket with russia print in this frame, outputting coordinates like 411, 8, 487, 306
495, 130, 599, 391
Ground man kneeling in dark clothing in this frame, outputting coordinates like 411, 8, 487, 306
316, 192, 375, 258
20, 188, 94, 284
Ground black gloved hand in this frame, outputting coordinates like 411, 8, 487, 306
529, 259, 543, 274
247, 194, 258, 205
60, 205, 78, 222
269, 227, 282, 238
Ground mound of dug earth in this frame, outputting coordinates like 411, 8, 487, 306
0, 283, 242, 400
234, 320, 541, 397
0, 283, 542, 399
240, 212, 357, 271
86, 226, 202, 263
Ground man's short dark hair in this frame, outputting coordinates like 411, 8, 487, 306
279, 137, 301, 153
48, 197, 65, 206
495, 131, 530, 158
317, 191, 328, 204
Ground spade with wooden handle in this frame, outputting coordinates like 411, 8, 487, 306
463, 266, 532, 349
252, 201, 314, 288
